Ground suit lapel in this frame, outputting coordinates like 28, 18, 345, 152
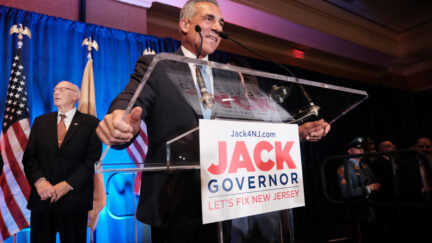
61, 111, 82, 148
170, 49, 190, 84
49, 112, 59, 148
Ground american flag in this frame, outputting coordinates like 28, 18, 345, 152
126, 120, 148, 195
126, 48, 153, 196
0, 47, 31, 242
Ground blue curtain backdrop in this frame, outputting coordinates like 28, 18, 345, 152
0, 5, 182, 243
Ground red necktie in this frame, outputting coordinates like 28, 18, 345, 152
58, 114, 66, 147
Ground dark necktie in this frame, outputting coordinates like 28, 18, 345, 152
58, 114, 66, 147
195, 65, 215, 117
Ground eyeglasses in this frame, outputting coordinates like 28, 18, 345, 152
53, 87, 76, 93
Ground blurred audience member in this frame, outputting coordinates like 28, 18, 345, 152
364, 137, 377, 153
362, 137, 377, 166
413, 137, 432, 195
337, 137, 381, 243
414, 137, 432, 168
337, 137, 381, 200
378, 140, 395, 155
394, 138, 432, 243
371, 140, 397, 201
368, 140, 400, 242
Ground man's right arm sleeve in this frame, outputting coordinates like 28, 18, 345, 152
109, 55, 156, 116
109, 55, 157, 149
23, 118, 45, 185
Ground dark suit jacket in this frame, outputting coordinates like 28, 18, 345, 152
109, 49, 236, 226
23, 110, 102, 212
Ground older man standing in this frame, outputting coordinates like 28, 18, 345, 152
23, 81, 101, 243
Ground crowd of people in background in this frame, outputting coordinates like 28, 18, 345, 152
336, 136, 432, 243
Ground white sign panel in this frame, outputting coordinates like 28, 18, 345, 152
200, 119, 304, 224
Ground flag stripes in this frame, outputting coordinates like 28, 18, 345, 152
127, 120, 148, 195
0, 174, 27, 229
0, 207, 10, 241
0, 46, 31, 241
3, 126, 31, 198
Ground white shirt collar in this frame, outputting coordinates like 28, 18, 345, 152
58, 107, 76, 130
181, 46, 209, 61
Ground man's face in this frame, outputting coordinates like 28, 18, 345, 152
379, 141, 395, 153
415, 138, 432, 154
53, 81, 78, 110
180, 2, 224, 58
348, 147, 364, 155
365, 142, 376, 152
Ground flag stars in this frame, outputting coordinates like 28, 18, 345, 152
4, 53, 29, 131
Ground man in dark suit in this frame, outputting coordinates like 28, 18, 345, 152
23, 81, 101, 243
96, 0, 330, 242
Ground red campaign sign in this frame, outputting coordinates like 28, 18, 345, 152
200, 120, 305, 224
208, 141, 296, 175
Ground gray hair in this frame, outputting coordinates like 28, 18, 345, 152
71, 83, 80, 94
72, 83, 80, 100
179, 0, 219, 20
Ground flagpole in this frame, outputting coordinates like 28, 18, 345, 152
80, 37, 105, 242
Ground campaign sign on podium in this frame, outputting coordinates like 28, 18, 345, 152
199, 119, 304, 224
98, 53, 369, 241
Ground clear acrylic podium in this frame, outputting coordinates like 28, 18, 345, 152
100, 53, 368, 243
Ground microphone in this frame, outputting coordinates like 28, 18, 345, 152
195, 25, 203, 58
218, 31, 319, 121
218, 31, 229, 40
194, 25, 216, 111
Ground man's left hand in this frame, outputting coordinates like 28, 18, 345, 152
298, 119, 331, 142
50, 181, 73, 203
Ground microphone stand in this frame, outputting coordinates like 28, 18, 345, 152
195, 25, 216, 111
